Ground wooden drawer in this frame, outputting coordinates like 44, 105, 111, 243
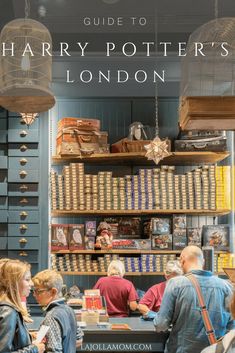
0, 156, 7, 169
8, 143, 39, 157
8, 129, 39, 143
8, 224, 40, 237
8, 237, 40, 250
8, 183, 39, 197
0, 120, 7, 129
9, 157, 39, 170
8, 250, 39, 263
0, 110, 7, 118
0, 197, 8, 209
0, 131, 7, 143
8, 197, 38, 210
0, 183, 7, 196
0, 210, 8, 222
0, 237, 7, 249
31, 263, 39, 275
8, 117, 39, 130
0, 224, 7, 237
8, 169, 39, 183
8, 210, 39, 223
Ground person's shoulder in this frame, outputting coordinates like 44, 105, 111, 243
121, 277, 135, 286
211, 275, 233, 290
167, 275, 189, 288
150, 281, 166, 291
0, 303, 18, 319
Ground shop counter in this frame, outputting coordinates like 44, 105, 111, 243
30, 316, 168, 352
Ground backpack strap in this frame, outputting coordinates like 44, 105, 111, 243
186, 273, 217, 345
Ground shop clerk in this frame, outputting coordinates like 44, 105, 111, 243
93, 260, 138, 317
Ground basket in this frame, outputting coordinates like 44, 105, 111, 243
125, 140, 151, 152
111, 138, 171, 153
111, 138, 150, 153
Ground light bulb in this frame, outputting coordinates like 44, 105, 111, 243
21, 53, 30, 71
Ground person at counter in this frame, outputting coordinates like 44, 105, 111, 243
93, 259, 138, 317
153, 245, 234, 353
33, 269, 83, 353
0, 259, 45, 353
138, 260, 183, 320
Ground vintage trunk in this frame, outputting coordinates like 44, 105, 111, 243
174, 135, 227, 152
179, 96, 235, 130
58, 117, 101, 132
56, 129, 109, 156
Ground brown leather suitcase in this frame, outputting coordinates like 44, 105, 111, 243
179, 96, 235, 131
56, 129, 109, 156
58, 117, 101, 132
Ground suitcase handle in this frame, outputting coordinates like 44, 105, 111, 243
193, 143, 208, 149
79, 135, 92, 142
62, 127, 100, 136
80, 147, 95, 155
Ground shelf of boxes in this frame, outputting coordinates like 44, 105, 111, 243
51, 250, 229, 255
52, 151, 230, 166
58, 271, 225, 276
51, 209, 230, 216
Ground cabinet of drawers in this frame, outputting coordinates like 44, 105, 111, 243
8, 143, 39, 157
8, 210, 39, 223
8, 224, 40, 237
8, 237, 40, 250
8, 183, 39, 197
8, 116, 40, 271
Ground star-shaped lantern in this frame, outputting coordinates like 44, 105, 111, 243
145, 136, 170, 164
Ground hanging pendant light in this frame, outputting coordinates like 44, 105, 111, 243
0, 0, 55, 118
20, 112, 38, 126
145, 97, 170, 164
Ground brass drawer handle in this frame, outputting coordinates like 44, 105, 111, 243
20, 224, 28, 230
20, 145, 28, 152
20, 198, 28, 204
20, 158, 28, 165
19, 238, 27, 244
19, 170, 27, 177
20, 211, 28, 217
20, 130, 28, 137
19, 251, 28, 257
19, 185, 28, 192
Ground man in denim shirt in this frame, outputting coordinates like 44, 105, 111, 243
154, 246, 234, 353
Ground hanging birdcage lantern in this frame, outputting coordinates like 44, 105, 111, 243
0, 0, 55, 115
179, 16, 235, 130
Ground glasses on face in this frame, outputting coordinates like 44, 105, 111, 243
32, 288, 50, 295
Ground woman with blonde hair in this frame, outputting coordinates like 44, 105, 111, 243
93, 260, 138, 317
0, 259, 45, 353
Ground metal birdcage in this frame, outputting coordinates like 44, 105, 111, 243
179, 17, 235, 130
0, 18, 55, 113
181, 17, 235, 97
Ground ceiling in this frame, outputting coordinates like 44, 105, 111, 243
1, 0, 235, 43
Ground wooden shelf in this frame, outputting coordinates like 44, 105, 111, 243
52, 250, 229, 255
52, 151, 230, 166
52, 209, 230, 217
58, 271, 225, 276
58, 271, 165, 276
